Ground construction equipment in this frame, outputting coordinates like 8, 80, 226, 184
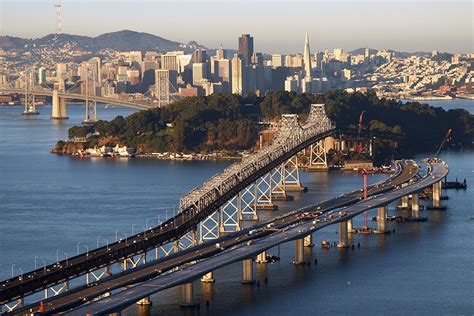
435, 129, 452, 158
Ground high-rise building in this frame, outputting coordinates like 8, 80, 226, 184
272, 54, 284, 68
215, 59, 231, 89
231, 54, 247, 95
192, 49, 207, 63
192, 63, 208, 86
129, 51, 143, 63
161, 52, 181, 90
38, 67, 47, 84
238, 34, 254, 66
216, 45, 226, 59
303, 32, 312, 79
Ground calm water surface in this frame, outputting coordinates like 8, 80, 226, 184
0, 102, 473, 315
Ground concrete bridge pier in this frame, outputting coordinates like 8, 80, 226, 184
293, 238, 305, 264
201, 272, 215, 283
375, 206, 389, 234
242, 259, 255, 284
347, 218, 353, 233
411, 193, 420, 218
304, 234, 314, 247
180, 283, 195, 307
428, 181, 446, 210
51, 90, 68, 119
337, 221, 350, 248
256, 251, 268, 263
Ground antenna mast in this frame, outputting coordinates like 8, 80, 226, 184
55, 0, 62, 34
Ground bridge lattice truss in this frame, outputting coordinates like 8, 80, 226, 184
0, 104, 335, 308
179, 105, 334, 214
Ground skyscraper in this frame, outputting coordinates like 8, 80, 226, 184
303, 32, 311, 79
238, 34, 254, 66
231, 54, 247, 95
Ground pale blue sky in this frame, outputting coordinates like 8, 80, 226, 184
1, 0, 472, 53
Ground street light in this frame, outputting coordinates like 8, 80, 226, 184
115, 230, 119, 242
34, 256, 39, 270
11, 264, 15, 277
123, 233, 128, 246
84, 245, 89, 258
56, 249, 61, 263
132, 224, 136, 235
77, 242, 81, 255
18, 268, 23, 281
64, 253, 68, 266
104, 239, 109, 251
97, 235, 101, 248
42, 260, 47, 275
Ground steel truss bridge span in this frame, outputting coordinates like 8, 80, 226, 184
0, 104, 334, 305
10, 160, 418, 315
0, 88, 155, 111
66, 160, 447, 315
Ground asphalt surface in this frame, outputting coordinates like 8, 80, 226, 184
9, 160, 418, 315
65, 160, 447, 316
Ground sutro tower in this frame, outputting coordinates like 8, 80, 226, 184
55, 0, 62, 34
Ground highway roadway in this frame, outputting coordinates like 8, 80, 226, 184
65, 160, 446, 315
10, 160, 418, 314
1, 126, 336, 305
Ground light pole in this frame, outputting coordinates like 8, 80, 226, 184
11, 264, 15, 277
64, 253, 68, 266
104, 239, 109, 251
18, 268, 23, 281
84, 245, 89, 258
42, 260, 47, 275
115, 230, 119, 242
97, 235, 101, 248
34, 256, 39, 270
132, 224, 136, 235
123, 233, 128, 246
56, 249, 61, 263
77, 242, 81, 255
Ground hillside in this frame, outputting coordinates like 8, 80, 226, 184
0, 30, 204, 53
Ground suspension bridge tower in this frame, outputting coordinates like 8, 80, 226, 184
22, 67, 39, 116
82, 67, 97, 125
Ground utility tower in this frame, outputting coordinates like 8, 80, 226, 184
22, 67, 39, 115
55, 0, 62, 35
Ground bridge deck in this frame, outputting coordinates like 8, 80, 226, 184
65, 160, 447, 316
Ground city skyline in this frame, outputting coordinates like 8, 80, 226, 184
1, 0, 472, 54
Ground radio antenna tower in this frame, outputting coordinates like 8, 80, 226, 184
55, 0, 62, 34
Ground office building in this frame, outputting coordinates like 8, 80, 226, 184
238, 34, 254, 65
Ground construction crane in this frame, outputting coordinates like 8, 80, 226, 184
435, 129, 452, 158
353, 111, 366, 153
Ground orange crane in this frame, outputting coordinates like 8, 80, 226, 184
353, 111, 366, 153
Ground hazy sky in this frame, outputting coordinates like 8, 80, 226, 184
1, 0, 473, 53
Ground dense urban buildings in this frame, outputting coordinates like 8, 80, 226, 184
0, 32, 472, 106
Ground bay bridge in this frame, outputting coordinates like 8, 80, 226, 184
0, 67, 160, 123
0, 104, 449, 315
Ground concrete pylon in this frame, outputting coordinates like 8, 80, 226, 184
255, 251, 267, 263
201, 272, 215, 283
293, 238, 305, 264
51, 90, 68, 119
347, 218, 353, 233
242, 259, 255, 284
180, 283, 195, 307
375, 206, 389, 234
304, 234, 314, 247
428, 180, 446, 210
337, 221, 350, 248
411, 193, 420, 218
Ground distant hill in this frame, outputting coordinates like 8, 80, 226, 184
0, 30, 204, 53
349, 47, 430, 58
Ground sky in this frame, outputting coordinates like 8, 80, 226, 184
1, 0, 473, 54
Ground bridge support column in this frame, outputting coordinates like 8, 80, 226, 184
242, 259, 255, 284
337, 221, 350, 248
51, 90, 68, 119
375, 206, 389, 234
181, 283, 195, 307
271, 166, 292, 201
304, 234, 314, 247
411, 193, 420, 219
293, 238, 305, 264
201, 272, 215, 283
220, 196, 241, 233
428, 181, 445, 210
347, 218, 353, 233
240, 184, 259, 221
256, 173, 277, 210
256, 251, 268, 263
